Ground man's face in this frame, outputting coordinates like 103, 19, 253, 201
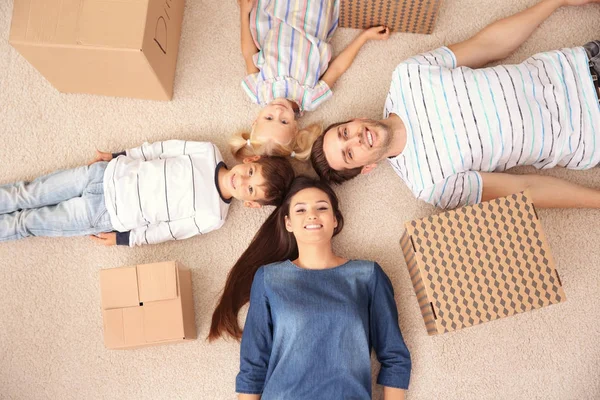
322, 119, 393, 171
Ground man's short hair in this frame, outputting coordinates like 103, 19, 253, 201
310, 121, 362, 184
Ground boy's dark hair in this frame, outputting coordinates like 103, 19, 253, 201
255, 156, 295, 206
310, 121, 362, 184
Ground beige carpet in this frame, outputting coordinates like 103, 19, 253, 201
1, 0, 600, 399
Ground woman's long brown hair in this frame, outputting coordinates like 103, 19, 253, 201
208, 176, 344, 341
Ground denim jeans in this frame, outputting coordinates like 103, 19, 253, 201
0, 162, 113, 241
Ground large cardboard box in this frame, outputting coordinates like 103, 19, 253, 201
99, 261, 196, 349
339, 0, 442, 34
9, 0, 185, 100
400, 192, 566, 335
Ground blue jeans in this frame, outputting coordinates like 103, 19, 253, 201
0, 162, 113, 241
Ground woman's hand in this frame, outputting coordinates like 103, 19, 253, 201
361, 25, 391, 41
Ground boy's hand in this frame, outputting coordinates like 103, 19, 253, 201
88, 150, 113, 166
238, 0, 254, 16
361, 25, 390, 41
90, 232, 117, 246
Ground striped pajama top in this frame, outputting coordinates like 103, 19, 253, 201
242, 0, 339, 113
103, 141, 230, 247
384, 46, 600, 209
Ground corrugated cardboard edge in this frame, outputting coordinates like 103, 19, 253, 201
400, 229, 440, 335
177, 264, 198, 340
522, 190, 567, 303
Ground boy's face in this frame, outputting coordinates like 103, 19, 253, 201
224, 158, 268, 207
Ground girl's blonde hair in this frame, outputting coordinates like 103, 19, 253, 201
229, 123, 322, 161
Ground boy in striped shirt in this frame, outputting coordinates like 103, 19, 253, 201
0, 141, 294, 246
311, 0, 600, 210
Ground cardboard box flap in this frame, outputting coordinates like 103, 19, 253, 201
103, 307, 146, 349
10, 0, 147, 48
137, 261, 178, 303
103, 308, 125, 348
10, 0, 79, 44
78, 0, 147, 48
100, 266, 140, 309
143, 299, 184, 342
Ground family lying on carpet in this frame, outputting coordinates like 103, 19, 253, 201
2, 0, 600, 398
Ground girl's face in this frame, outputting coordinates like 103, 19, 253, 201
253, 99, 298, 146
285, 188, 337, 245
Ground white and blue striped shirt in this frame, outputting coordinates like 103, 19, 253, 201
384, 46, 600, 209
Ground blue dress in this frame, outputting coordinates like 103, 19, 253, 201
236, 259, 412, 399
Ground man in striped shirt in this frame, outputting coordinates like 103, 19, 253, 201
311, 0, 600, 209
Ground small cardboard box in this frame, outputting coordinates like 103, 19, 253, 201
9, 0, 185, 100
100, 261, 196, 349
400, 192, 566, 335
339, 0, 442, 34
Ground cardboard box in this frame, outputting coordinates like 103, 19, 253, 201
400, 192, 566, 335
9, 0, 185, 100
339, 0, 442, 34
99, 261, 196, 349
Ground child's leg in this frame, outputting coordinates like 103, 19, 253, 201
0, 162, 108, 214
0, 178, 113, 242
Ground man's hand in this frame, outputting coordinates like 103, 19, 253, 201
90, 232, 117, 246
88, 150, 112, 166
361, 25, 391, 41
563, 0, 600, 5
238, 0, 254, 16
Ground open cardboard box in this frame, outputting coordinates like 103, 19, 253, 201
100, 261, 196, 349
400, 192, 566, 335
9, 0, 185, 100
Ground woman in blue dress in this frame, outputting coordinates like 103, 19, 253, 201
210, 176, 412, 399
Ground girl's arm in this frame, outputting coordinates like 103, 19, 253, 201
383, 386, 406, 400
321, 26, 390, 89
239, 0, 260, 74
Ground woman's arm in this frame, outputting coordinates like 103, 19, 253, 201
236, 268, 273, 396
239, 0, 260, 74
383, 386, 406, 400
370, 263, 412, 392
239, 395, 261, 400
321, 26, 390, 89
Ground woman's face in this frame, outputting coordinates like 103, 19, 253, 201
285, 187, 337, 245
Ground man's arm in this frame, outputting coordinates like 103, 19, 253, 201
448, 0, 597, 69
239, 0, 259, 74
480, 171, 600, 208
321, 26, 390, 89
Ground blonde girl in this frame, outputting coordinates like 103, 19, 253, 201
231, 0, 390, 160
